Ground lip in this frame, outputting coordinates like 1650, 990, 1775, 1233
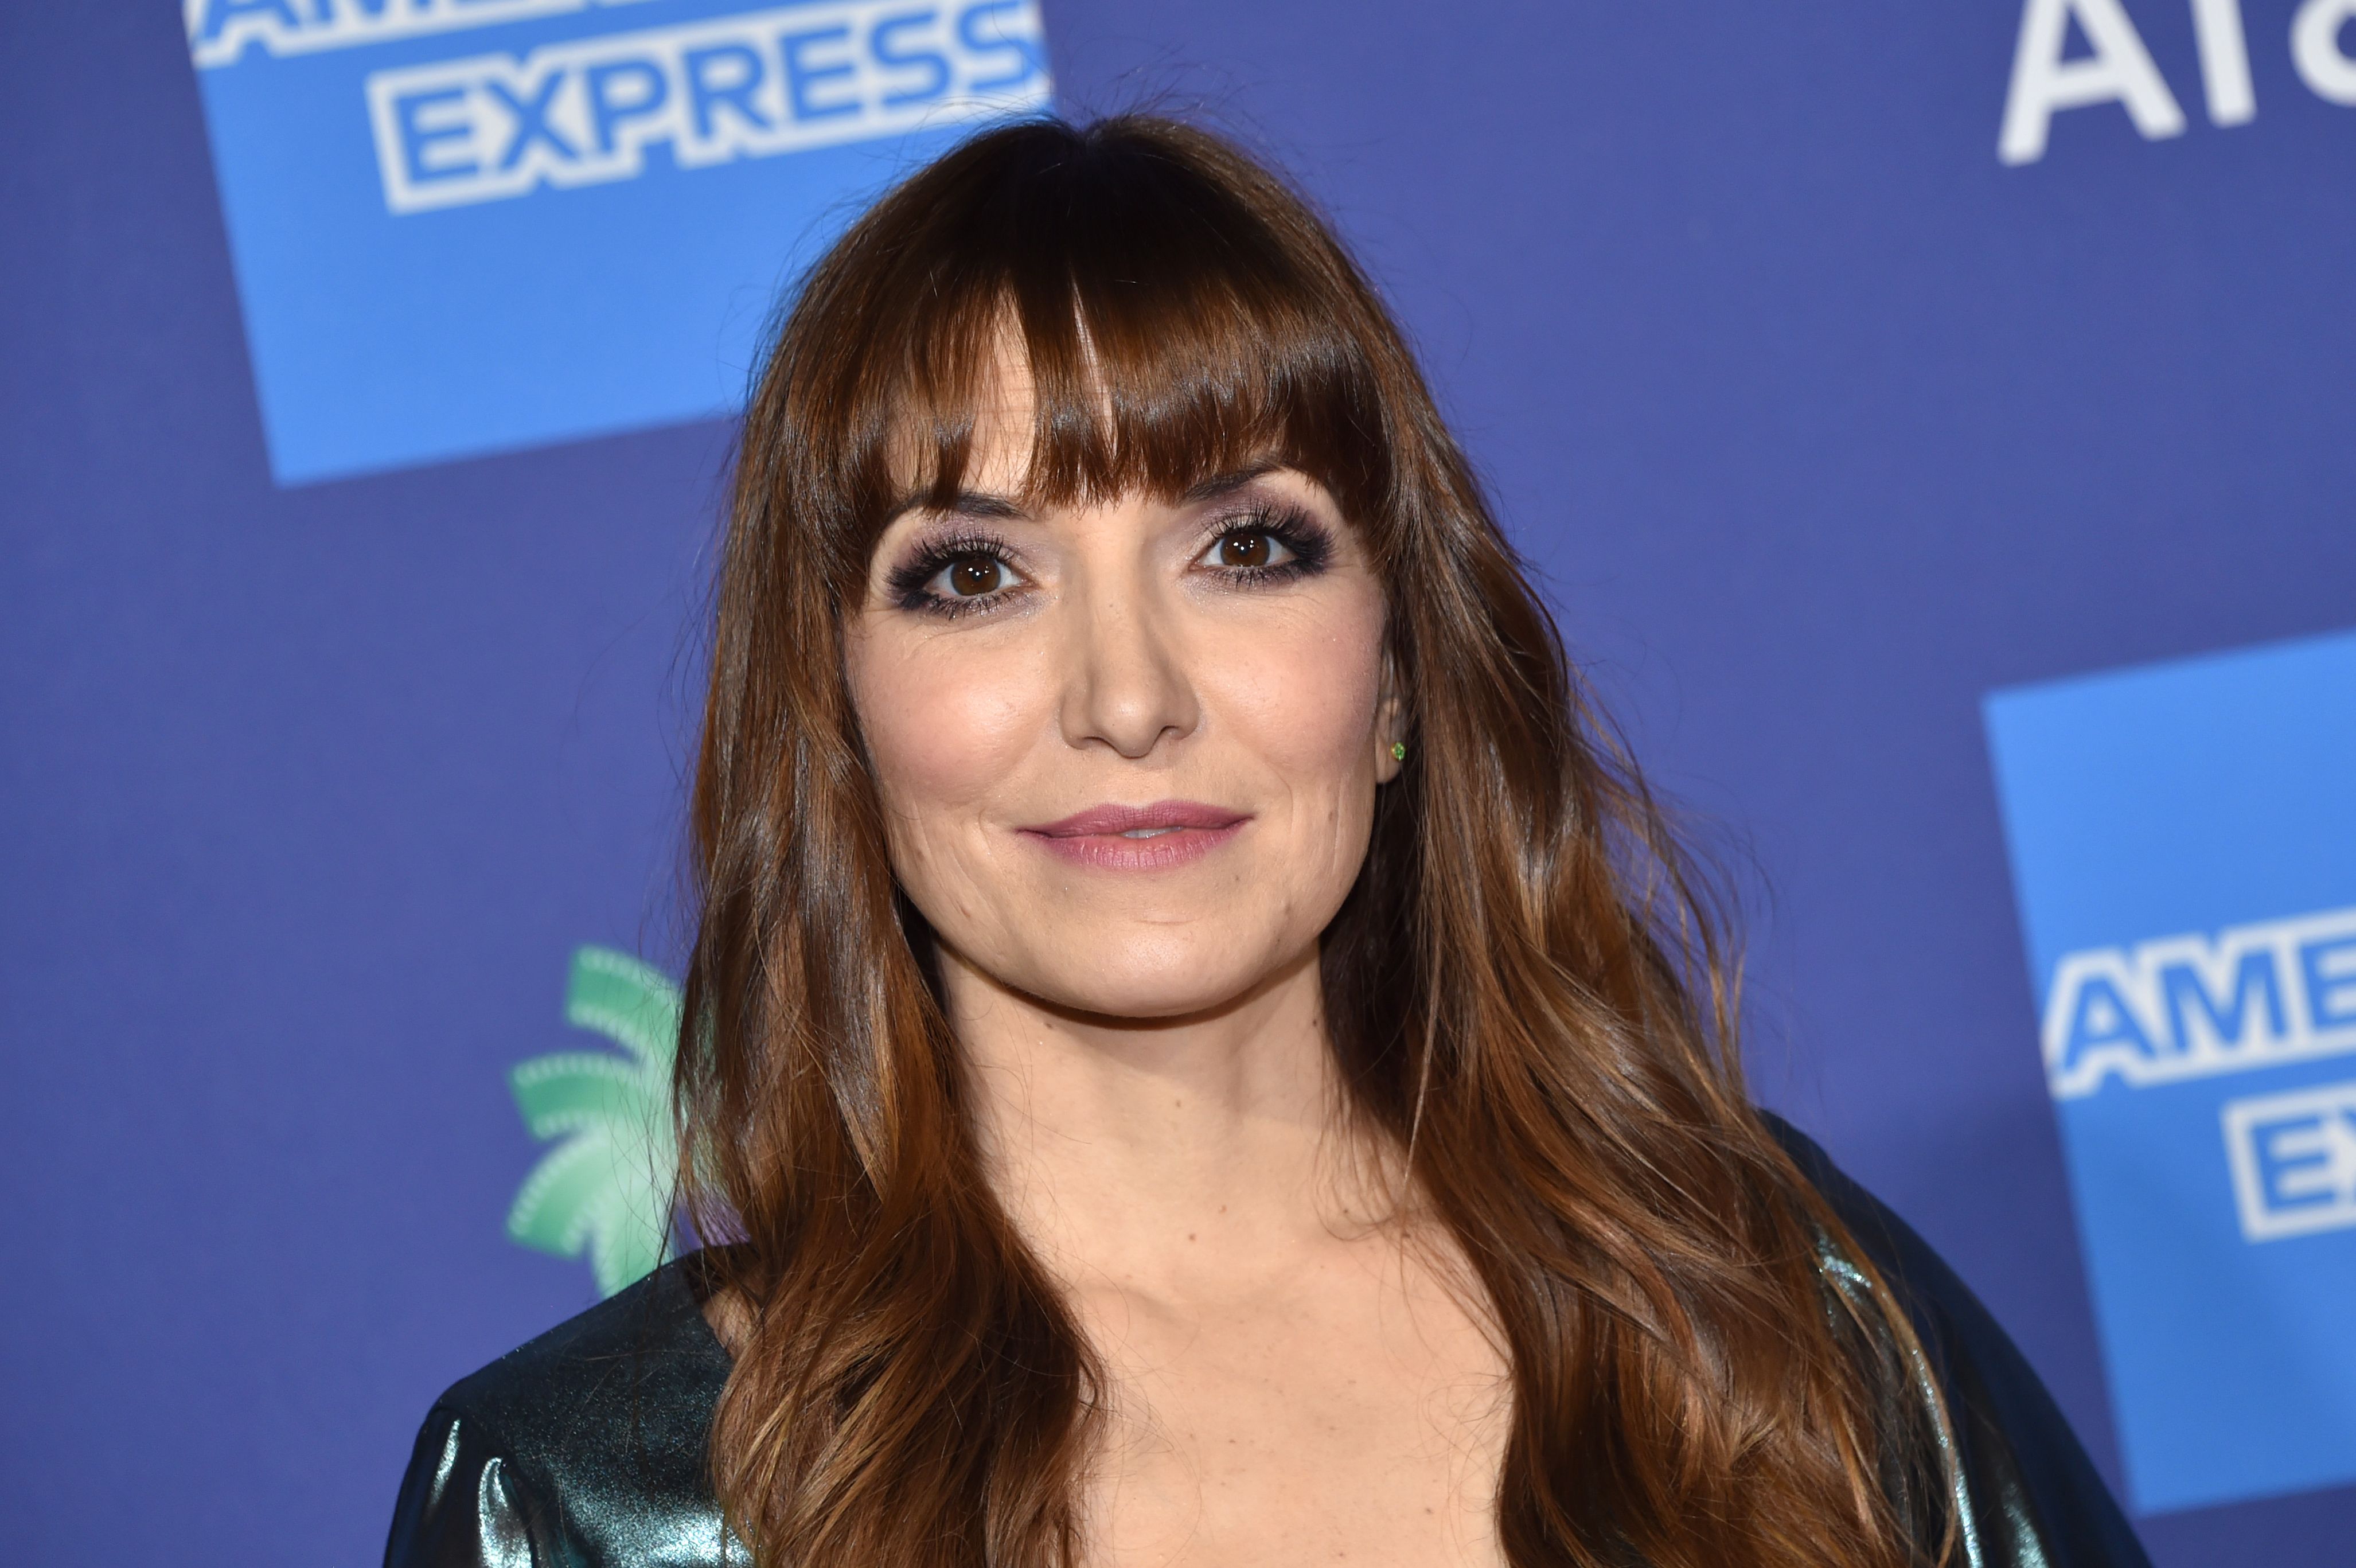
1017, 799, 1251, 871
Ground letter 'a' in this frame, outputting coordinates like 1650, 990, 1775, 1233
1999, 0, 2189, 165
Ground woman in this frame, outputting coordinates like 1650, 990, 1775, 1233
387, 116, 2149, 1568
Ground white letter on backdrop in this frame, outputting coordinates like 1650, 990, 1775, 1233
2190, 0, 2257, 124
1999, 0, 2189, 165
2293, 0, 2356, 103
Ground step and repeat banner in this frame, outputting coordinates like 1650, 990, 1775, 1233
4, 2, 2353, 1563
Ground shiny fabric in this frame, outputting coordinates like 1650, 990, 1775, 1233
385, 1117, 2152, 1567
1772, 1117, 2150, 1568
384, 1250, 738, 1568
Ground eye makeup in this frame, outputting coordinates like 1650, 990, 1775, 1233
879, 496, 1340, 619
884, 531, 1025, 618
1191, 500, 1334, 587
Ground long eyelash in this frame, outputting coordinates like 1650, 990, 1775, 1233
886, 532, 1019, 615
1206, 502, 1335, 584
886, 506, 1331, 615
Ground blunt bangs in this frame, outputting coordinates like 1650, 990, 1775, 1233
789, 119, 1397, 555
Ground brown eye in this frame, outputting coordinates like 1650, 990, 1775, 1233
945, 555, 1003, 596
1195, 518, 1312, 582
1216, 532, 1272, 568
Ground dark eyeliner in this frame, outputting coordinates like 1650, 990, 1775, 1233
1203, 502, 1334, 583
885, 532, 1021, 615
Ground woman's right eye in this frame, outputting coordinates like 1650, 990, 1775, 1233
937, 553, 1005, 597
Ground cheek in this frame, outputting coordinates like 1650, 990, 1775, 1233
848, 626, 1040, 829
1207, 599, 1386, 801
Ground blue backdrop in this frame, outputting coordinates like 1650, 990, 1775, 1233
6, 2, 2354, 1563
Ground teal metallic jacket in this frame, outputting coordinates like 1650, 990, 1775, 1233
385, 1120, 2153, 1568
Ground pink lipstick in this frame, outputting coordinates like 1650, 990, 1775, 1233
1017, 799, 1250, 871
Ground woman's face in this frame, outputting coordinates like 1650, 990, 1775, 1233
844, 384, 1402, 1022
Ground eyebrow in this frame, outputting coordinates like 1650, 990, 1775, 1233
882, 489, 1029, 526
1180, 460, 1286, 504
883, 461, 1289, 526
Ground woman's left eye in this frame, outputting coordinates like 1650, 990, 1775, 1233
1201, 529, 1296, 571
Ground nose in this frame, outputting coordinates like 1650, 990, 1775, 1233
1059, 566, 1199, 760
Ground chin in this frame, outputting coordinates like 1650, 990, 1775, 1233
1021, 934, 1279, 1023
1035, 969, 1254, 1023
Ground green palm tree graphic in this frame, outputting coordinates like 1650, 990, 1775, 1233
506, 946, 681, 1298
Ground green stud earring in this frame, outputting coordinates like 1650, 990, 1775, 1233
1390, 740, 1408, 762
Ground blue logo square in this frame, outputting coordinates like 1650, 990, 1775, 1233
1986, 628, 2356, 1513
186, 0, 1052, 484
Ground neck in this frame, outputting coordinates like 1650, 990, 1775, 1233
941, 946, 1390, 1297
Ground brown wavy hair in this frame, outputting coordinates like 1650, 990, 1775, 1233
678, 114, 1952, 1568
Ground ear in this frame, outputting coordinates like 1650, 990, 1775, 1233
1373, 649, 1408, 784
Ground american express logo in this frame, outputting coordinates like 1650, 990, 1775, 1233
2222, 1078, 2356, 1241
187, 0, 666, 70
362, 0, 1048, 212
2043, 904, 2356, 1099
